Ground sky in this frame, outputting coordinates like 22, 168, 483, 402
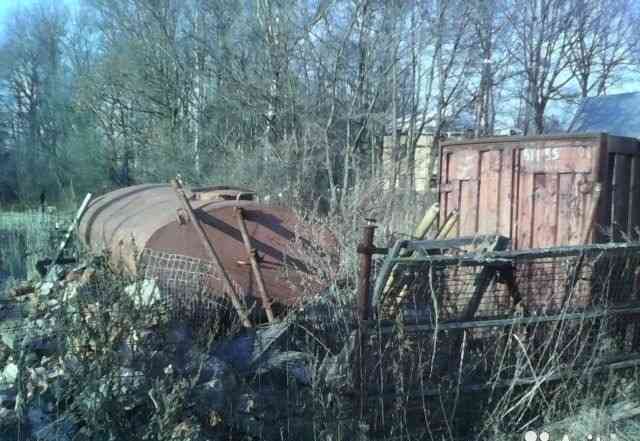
0, 0, 78, 32
0, 0, 36, 22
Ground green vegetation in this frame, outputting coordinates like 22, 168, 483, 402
0, 211, 72, 283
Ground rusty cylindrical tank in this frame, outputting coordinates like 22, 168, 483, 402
77, 184, 337, 317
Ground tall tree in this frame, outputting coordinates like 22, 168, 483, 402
508, 0, 576, 134
568, 0, 636, 98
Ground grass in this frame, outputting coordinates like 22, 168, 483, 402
0, 210, 71, 284
1, 195, 640, 440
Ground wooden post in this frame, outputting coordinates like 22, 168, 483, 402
171, 179, 252, 328
234, 207, 275, 323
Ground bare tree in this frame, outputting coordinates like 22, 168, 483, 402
470, 0, 512, 137
507, 0, 576, 134
0, 3, 70, 197
568, 0, 636, 98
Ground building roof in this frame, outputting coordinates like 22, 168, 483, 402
568, 92, 640, 139
387, 109, 475, 135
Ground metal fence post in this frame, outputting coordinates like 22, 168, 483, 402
356, 219, 377, 417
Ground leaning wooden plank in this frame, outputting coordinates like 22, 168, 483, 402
171, 179, 252, 328
45, 193, 92, 280
412, 203, 440, 243
378, 204, 440, 312
435, 209, 459, 239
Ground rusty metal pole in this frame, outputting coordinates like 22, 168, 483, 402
235, 207, 275, 323
356, 219, 376, 417
358, 221, 377, 326
171, 179, 252, 328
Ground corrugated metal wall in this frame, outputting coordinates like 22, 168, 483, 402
440, 133, 640, 249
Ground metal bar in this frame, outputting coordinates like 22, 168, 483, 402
390, 255, 513, 267
356, 221, 377, 418
370, 304, 640, 335
404, 235, 508, 252
371, 240, 407, 309
357, 224, 377, 324
388, 241, 640, 266
235, 207, 275, 323
448, 236, 509, 372
360, 235, 503, 256
460, 236, 510, 321
171, 179, 252, 328
46, 193, 92, 280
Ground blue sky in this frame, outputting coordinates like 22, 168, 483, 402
0, 0, 36, 21
0, 0, 78, 29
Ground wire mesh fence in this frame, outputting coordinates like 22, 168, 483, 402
360, 240, 640, 434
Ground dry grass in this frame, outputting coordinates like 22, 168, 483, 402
1, 189, 640, 441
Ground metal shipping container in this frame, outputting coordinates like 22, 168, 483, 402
439, 133, 640, 249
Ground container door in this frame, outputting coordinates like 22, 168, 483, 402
514, 144, 595, 249
440, 147, 515, 239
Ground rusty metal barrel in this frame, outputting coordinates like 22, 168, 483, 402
77, 184, 336, 318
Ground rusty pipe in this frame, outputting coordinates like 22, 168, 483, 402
171, 179, 252, 328
235, 207, 275, 323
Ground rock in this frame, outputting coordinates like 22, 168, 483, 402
252, 350, 312, 385
213, 320, 291, 372
1, 362, 18, 384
